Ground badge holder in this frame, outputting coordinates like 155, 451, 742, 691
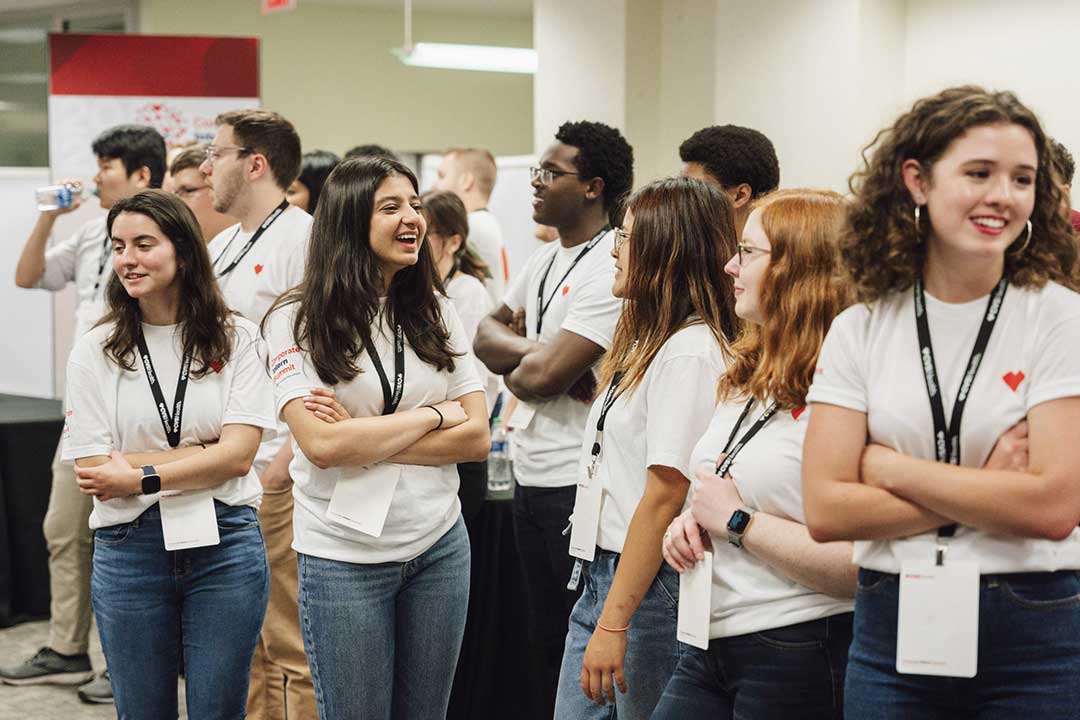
676, 550, 713, 650
160, 490, 220, 550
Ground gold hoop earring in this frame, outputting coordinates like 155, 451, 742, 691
1011, 220, 1033, 255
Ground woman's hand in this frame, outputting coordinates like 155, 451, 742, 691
662, 507, 712, 572
580, 628, 628, 706
983, 420, 1028, 472
430, 399, 467, 429
75, 451, 141, 501
304, 387, 352, 424
690, 465, 745, 537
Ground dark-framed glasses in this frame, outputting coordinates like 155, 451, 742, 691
736, 242, 771, 266
529, 165, 582, 185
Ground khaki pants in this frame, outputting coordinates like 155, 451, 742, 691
246, 488, 316, 720
42, 441, 94, 656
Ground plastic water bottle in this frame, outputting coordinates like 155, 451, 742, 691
487, 416, 514, 500
35, 182, 90, 211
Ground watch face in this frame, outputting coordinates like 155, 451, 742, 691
727, 509, 752, 534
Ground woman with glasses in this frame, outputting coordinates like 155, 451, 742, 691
554, 177, 739, 720
654, 189, 857, 719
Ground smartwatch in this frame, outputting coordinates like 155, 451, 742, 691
726, 508, 754, 548
140, 465, 162, 495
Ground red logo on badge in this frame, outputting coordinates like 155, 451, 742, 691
254, 264, 264, 274
791, 406, 806, 420
210, 360, 223, 374
562, 285, 570, 296
1003, 371, 1024, 392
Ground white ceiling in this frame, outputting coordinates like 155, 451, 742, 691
307, 0, 532, 17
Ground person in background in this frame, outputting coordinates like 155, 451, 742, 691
1050, 138, 1080, 233
344, 143, 398, 161
4, 123, 165, 707
678, 124, 780, 237
433, 147, 509, 306
169, 145, 235, 243
287, 150, 341, 215
161, 141, 197, 193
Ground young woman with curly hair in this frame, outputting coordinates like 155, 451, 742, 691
655, 189, 857, 719
804, 86, 1080, 716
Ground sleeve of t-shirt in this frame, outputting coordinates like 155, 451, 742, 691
1026, 301, 1080, 409
35, 227, 82, 291
805, 306, 870, 413
502, 250, 534, 312
645, 353, 723, 479
262, 305, 326, 419
61, 342, 113, 462
454, 280, 492, 348
560, 263, 622, 350
223, 322, 279, 436
443, 301, 484, 400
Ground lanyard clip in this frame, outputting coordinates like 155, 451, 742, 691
935, 542, 948, 567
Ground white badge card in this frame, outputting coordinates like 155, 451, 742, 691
326, 463, 401, 537
159, 490, 220, 550
677, 550, 713, 650
568, 468, 602, 561
507, 401, 536, 430
896, 559, 979, 678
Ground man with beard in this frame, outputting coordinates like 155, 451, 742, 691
200, 109, 315, 720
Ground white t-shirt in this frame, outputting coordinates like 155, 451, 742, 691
262, 297, 483, 564
61, 317, 277, 530
208, 203, 312, 478
806, 281, 1080, 574
690, 399, 855, 639
576, 323, 725, 553
35, 216, 110, 339
467, 209, 507, 308
445, 271, 498, 413
503, 230, 622, 488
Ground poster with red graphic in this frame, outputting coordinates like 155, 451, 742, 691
47, 33, 260, 180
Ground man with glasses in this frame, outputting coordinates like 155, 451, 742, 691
5, 124, 166, 706
474, 120, 633, 720
169, 145, 235, 242
201, 109, 316, 720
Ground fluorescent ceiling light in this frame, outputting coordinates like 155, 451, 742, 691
0, 29, 47, 44
392, 42, 537, 74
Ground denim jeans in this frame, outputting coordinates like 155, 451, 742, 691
844, 568, 1080, 719
297, 515, 470, 720
92, 501, 269, 720
554, 548, 683, 720
512, 482, 583, 719
652, 613, 853, 719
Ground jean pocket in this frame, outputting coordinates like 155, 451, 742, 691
216, 505, 260, 533
1000, 571, 1080, 611
856, 568, 894, 595
94, 523, 133, 545
752, 620, 828, 650
650, 564, 680, 612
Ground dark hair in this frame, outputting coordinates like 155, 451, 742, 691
844, 85, 1078, 301
296, 150, 341, 213
344, 144, 398, 161
91, 124, 167, 189
266, 158, 458, 385
554, 121, 634, 210
169, 144, 207, 177
100, 190, 234, 377
678, 125, 780, 199
1051, 138, 1075, 185
420, 190, 492, 282
215, 109, 302, 190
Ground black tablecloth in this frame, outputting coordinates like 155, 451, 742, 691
0, 394, 63, 628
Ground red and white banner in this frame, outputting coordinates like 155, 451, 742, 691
48, 33, 261, 180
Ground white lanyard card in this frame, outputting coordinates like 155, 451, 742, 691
159, 490, 220, 550
896, 558, 979, 678
676, 550, 713, 650
326, 463, 401, 537
568, 463, 602, 561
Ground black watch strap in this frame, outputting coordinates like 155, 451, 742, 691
141, 465, 161, 495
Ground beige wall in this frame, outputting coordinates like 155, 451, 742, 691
139, 0, 534, 156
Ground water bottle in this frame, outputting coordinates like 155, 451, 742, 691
487, 416, 514, 500
35, 182, 90, 211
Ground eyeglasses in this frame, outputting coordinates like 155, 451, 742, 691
529, 165, 582, 185
736, 242, 771, 266
174, 185, 210, 199
204, 145, 251, 163
613, 228, 632, 252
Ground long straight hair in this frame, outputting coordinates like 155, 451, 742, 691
596, 177, 740, 397
266, 157, 457, 385
100, 190, 233, 376
718, 189, 853, 409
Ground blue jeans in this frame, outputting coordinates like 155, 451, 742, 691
652, 613, 852, 719
554, 548, 683, 720
845, 568, 1080, 719
92, 501, 269, 720
297, 515, 470, 720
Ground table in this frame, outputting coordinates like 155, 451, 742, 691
0, 394, 63, 628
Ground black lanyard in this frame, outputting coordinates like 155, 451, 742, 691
535, 225, 609, 335
362, 324, 405, 415
914, 275, 1007, 538
135, 326, 192, 449
716, 397, 779, 476
586, 371, 624, 478
93, 235, 110, 294
213, 199, 289, 278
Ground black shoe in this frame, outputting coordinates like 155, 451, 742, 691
0, 647, 94, 686
77, 670, 114, 704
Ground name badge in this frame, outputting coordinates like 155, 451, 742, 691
159, 490, 220, 550
568, 464, 602, 561
676, 550, 713, 650
326, 463, 401, 537
507, 401, 536, 430
896, 559, 979, 677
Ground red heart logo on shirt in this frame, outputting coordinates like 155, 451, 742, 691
562, 285, 570, 296
1003, 371, 1025, 392
254, 264, 264, 274
791, 406, 806, 420
209, 359, 223, 374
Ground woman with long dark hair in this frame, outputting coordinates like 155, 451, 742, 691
553, 177, 738, 719
285, 149, 340, 214
262, 157, 489, 719
63, 189, 273, 717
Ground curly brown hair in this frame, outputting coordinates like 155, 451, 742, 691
843, 85, 1078, 302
